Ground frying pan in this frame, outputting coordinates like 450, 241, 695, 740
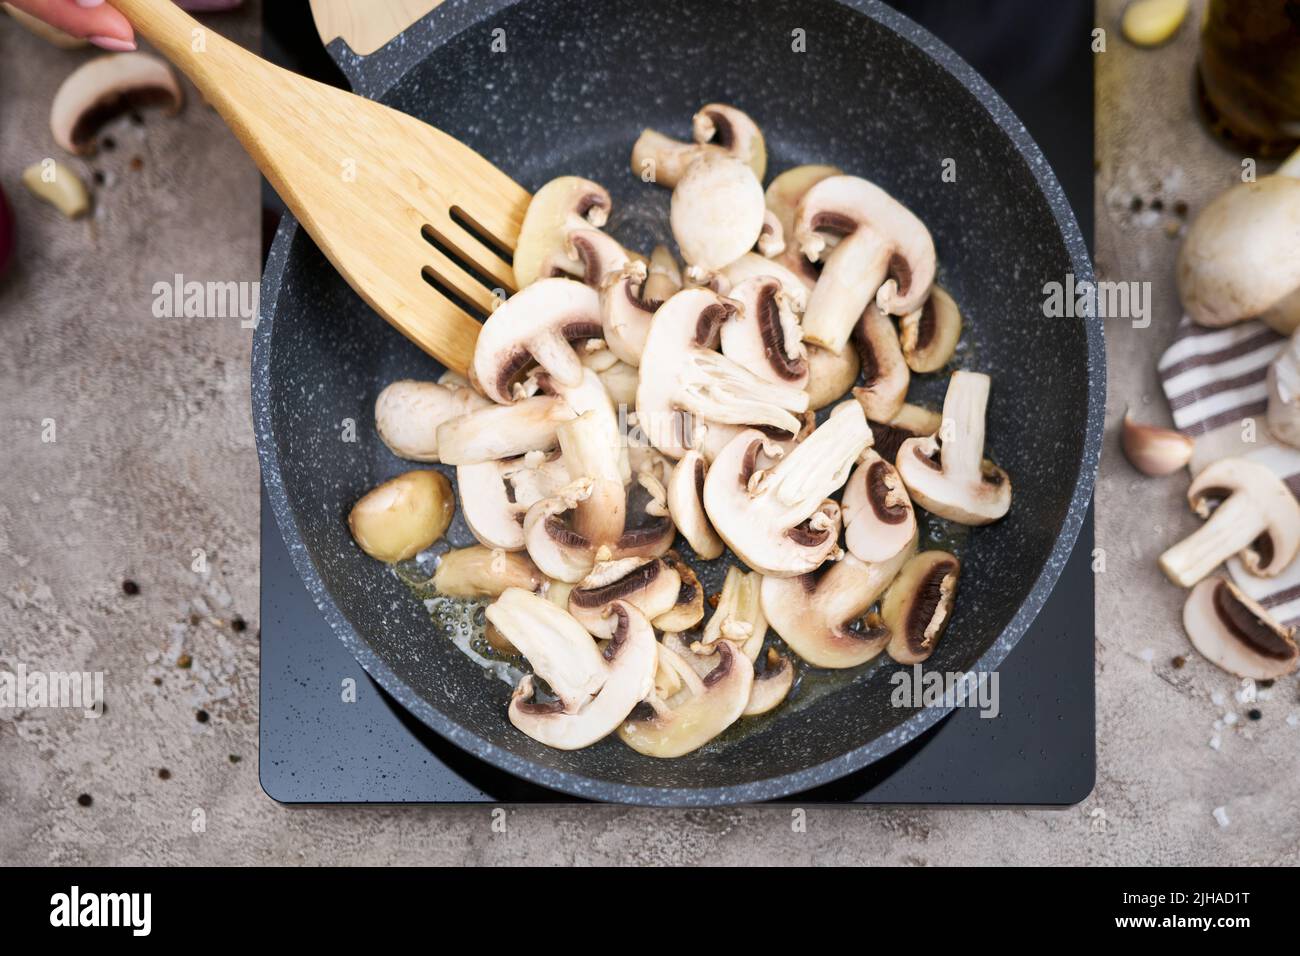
254, 0, 1103, 804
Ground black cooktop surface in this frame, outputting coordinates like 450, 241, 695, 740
258, 0, 1095, 805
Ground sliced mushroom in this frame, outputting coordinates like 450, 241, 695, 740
805, 344, 861, 411
347, 470, 454, 563
761, 546, 915, 668
630, 102, 766, 188
617, 471, 677, 560
869, 404, 942, 465
51, 53, 183, 155
654, 551, 705, 632
583, 348, 639, 407
375, 380, 490, 462
523, 478, 602, 583
1182, 577, 1299, 680
666, 449, 724, 559
882, 551, 960, 664
794, 174, 936, 354
567, 557, 680, 635
703, 401, 872, 576
671, 153, 766, 277
499, 595, 657, 749
645, 245, 683, 302
1158, 456, 1300, 587
756, 209, 785, 258
742, 649, 795, 716
842, 449, 917, 564
434, 546, 542, 597
556, 411, 625, 546
719, 252, 812, 310
765, 164, 842, 246
435, 394, 574, 465
513, 176, 616, 289
470, 278, 603, 403
701, 566, 767, 661
896, 371, 1011, 525
851, 303, 910, 423
721, 276, 809, 390
618, 638, 752, 758
458, 452, 570, 551
899, 286, 962, 373
635, 287, 809, 459
600, 261, 658, 367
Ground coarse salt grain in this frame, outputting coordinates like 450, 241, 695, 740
1212, 806, 1230, 828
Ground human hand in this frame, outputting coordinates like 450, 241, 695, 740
7, 0, 135, 52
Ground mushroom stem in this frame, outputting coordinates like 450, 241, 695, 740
801, 231, 891, 354
679, 351, 809, 433
658, 640, 709, 699
557, 412, 626, 545
771, 402, 873, 509
940, 370, 989, 479
486, 588, 608, 713
1158, 494, 1268, 588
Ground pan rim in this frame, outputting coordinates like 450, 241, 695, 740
254, 0, 1103, 805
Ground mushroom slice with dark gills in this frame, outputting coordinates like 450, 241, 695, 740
635, 287, 809, 460
1183, 577, 1299, 680
719, 252, 811, 311
704, 401, 871, 577
869, 403, 942, 466
488, 587, 609, 713
666, 449, 724, 559
51, 53, 184, 156
720, 276, 809, 391
764, 163, 843, 288
882, 551, 960, 665
896, 371, 1011, 525
630, 102, 767, 189
471, 278, 604, 404
567, 557, 681, 636
742, 649, 795, 716
458, 451, 570, 551
600, 261, 660, 367
851, 303, 910, 423
794, 174, 936, 354
654, 551, 705, 632
618, 637, 753, 758
555, 411, 625, 547
842, 449, 917, 564
495, 592, 658, 750
899, 286, 962, 373
701, 566, 767, 661
1159, 457, 1300, 588
617, 470, 677, 560
513, 176, 624, 289
761, 544, 915, 669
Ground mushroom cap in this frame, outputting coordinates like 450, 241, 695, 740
882, 550, 960, 664
671, 153, 766, 274
51, 53, 183, 155
600, 260, 658, 367
720, 277, 809, 390
742, 649, 795, 716
567, 557, 680, 635
1177, 176, 1300, 332
869, 403, 942, 466
470, 278, 603, 404
899, 286, 962, 374
719, 252, 812, 309
457, 454, 570, 552
513, 176, 612, 289
761, 547, 914, 668
843, 450, 917, 564
523, 479, 600, 583
507, 600, 658, 750
692, 103, 767, 182
375, 380, 489, 462
489, 587, 609, 713
851, 302, 910, 423
805, 343, 861, 411
617, 638, 753, 758
666, 450, 724, 560
1183, 577, 1299, 680
765, 164, 842, 249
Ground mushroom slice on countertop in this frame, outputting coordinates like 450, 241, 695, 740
701, 566, 767, 661
375, 380, 490, 462
852, 303, 910, 423
899, 286, 962, 373
618, 638, 753, 758
434, 546, 543, 598
666, 449, 724, 560
630, 102, 766, 188
635, 287, 809, 459
842, 449, 917, 564
671, 153, 767, 277
703, 401, 872, 576
761, 546, 914, 669
504, 598, 658, 750
721, 276, 809, 391
567, 557, 680, 635
869, 404, 943, 465
488, 588, 609, 714
719, 252, 811, 310
742, 649, 795, 716
896, 371, 1011, 525
1158, 456, 1300, 587
458, 451, 570, 551
435, 394, 575, 465
51, 53, 183, 155
794, 174, 936, 354
600, 261, 659, 367
471, 278, 603, 403
1182, 577, 1299, 680
654, 551, 705, 632
513, 176, 613, 289
882, 551, 960, 664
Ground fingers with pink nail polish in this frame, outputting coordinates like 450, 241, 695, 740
6, 0, 135, 47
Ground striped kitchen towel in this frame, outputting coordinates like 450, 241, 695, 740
1159, 317, 1300, 624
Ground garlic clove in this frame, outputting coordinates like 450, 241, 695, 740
21, 161, 90, 219
1121, 409, 1193, 476
1121, 0, 1189, 48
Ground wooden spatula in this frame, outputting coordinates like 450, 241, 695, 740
109, 0, 530, 374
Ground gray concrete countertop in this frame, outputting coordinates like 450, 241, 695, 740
2, 0, 1296, 865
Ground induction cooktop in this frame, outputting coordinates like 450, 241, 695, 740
257, 0, 1096, 805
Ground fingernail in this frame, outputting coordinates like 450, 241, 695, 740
88, 35, 136, 51
76, 0, 106, 8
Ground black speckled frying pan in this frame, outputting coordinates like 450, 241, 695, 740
253, 0, 1103, 804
